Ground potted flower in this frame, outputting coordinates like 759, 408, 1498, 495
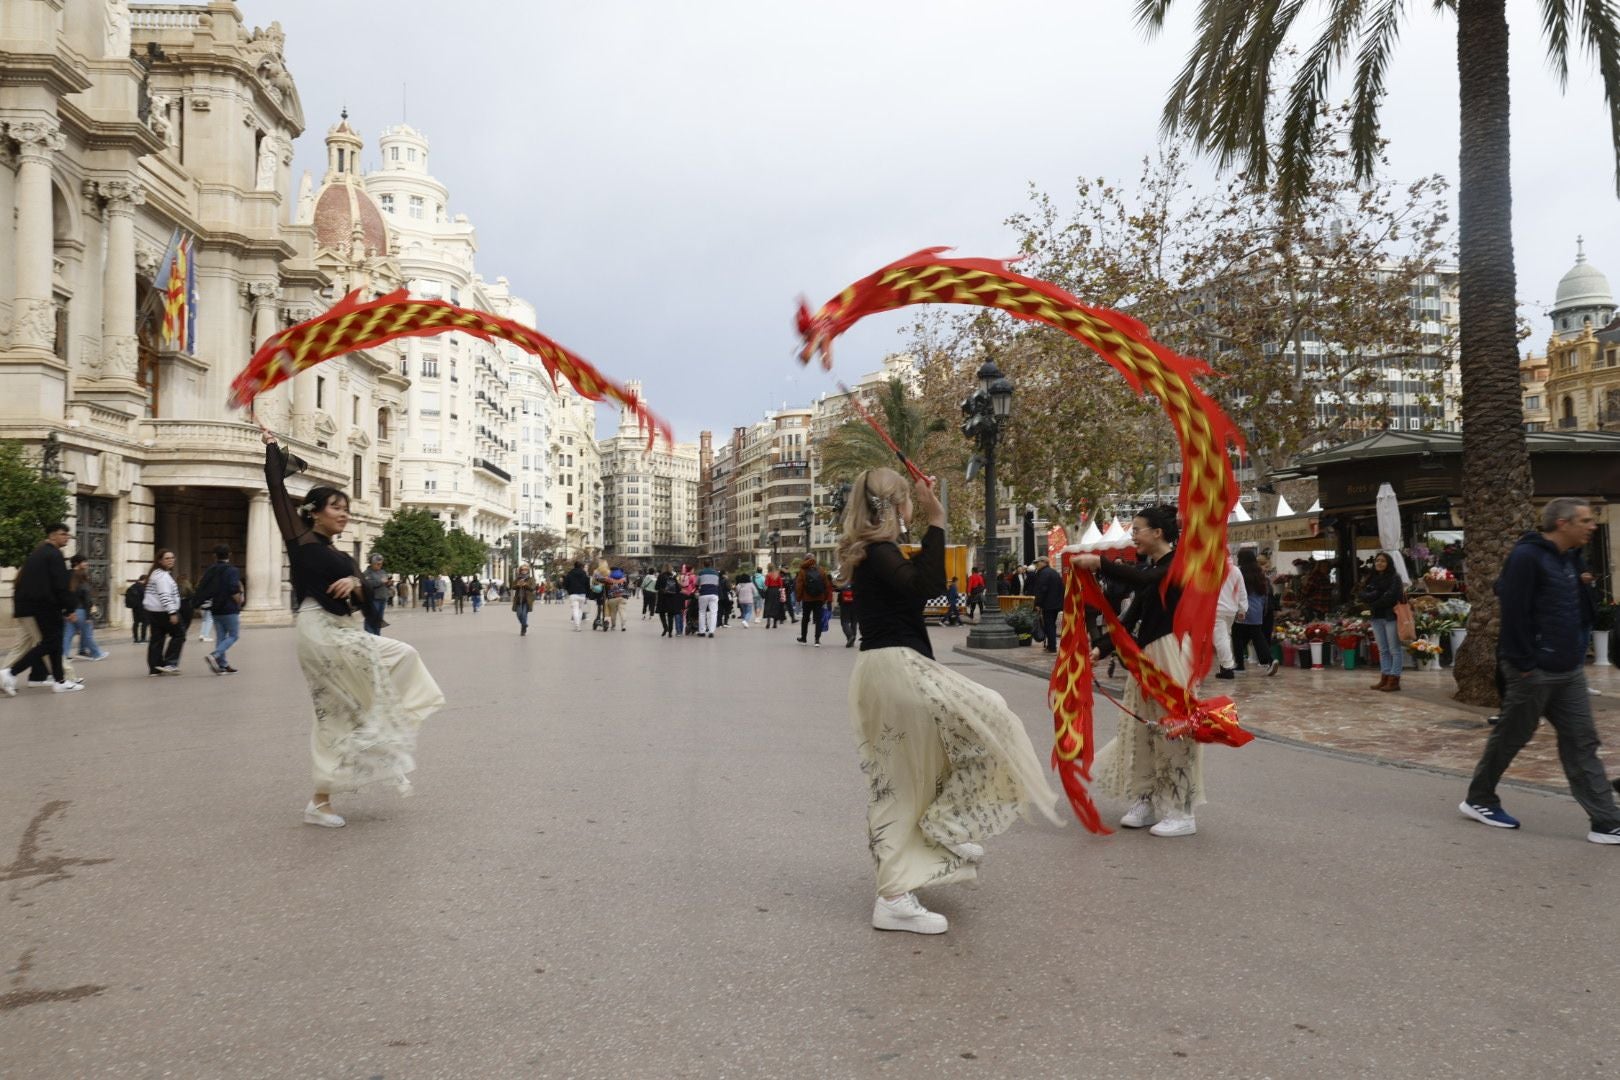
1304, 622, 1335, 669
1436, 598, 1472, 657
1423, 566, 1457, 594
1408, 637, 1444, 670
1593, 603, 1617, 667
1004, 607, 1036, 647
1335, 617, 1370, 670
1274, 621, 1306, 668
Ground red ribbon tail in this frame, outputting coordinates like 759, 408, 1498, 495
1053, 755, 1111, 836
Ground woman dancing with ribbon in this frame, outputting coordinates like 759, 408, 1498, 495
261, 425, 445, 828
842, 467, 1059, 935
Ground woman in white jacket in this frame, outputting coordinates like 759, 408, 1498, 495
143, 550, 182, 675
1213, 553, 1247, 680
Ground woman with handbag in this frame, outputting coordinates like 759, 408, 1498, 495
260, 425, 444, 829
1360, 551, 1407, 692
511, 565, 537, 636
843, 467, 1058, 934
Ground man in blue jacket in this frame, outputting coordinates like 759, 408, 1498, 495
1461, 497, 1620, 844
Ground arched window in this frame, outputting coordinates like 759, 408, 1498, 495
376, 407, 390, 441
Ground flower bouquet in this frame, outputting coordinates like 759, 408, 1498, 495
1304, 622, 1336, 644
1408, 638, 1444, 668
1423, 566, 1457, 594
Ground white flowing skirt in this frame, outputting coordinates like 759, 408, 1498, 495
295, 601, 445, 794
1093, 633, 1206, 813
850, 646, 1060, 897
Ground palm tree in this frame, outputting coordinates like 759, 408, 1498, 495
817, 378, 947, 484
1137, 0, 1620, 704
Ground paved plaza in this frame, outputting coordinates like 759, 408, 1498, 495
3, 606, 1619, 1078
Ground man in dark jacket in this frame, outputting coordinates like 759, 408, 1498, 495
1029, 555, 1065, 653
1462, 498, 1620, 844
1, 523, 80, 695
562, 562, 592, 632
198, 545, 245, 673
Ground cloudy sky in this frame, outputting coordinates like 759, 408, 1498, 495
259, 1, 1617, 442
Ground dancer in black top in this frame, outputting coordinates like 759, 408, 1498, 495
842, 467, 1058, 935
261, 426, 445, 828
1074, 504, 1203, 837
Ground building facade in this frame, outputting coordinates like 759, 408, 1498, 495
599, 381, 699, 565
0, 1, 403, 626
1530, 242, 1620, 433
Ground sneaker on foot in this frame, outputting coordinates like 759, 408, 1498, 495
204, 653, 220, 674
222, 665, 239, 674
1459, 801, 1520, 829
872, 892, 947, 934
303, 800, 345, 828
1215, 668, 1235, 680
0, 669, 14, 696
1120, 797, 1156, 829
1266, 660, 1281, 676
1150, 812, 1197, 837
26, 677, 54, 688
814, 642, 821, 648
1588, 825, 1620, 845
51, 680, 84, 693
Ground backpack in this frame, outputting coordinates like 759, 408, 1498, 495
661, 577, 680, 596
802, 567, 827, 600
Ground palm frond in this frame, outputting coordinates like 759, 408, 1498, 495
1349, 0, 1408, 182
1543, 0, 1573, 86
1576, 0, 1620, 194
1281, 1, 1371, 200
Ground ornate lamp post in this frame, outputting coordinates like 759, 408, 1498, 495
962, 358, 1017, 649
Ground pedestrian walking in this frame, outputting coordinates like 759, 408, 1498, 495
1074, 504, 1206, 838
944, 577, 962, 627
842, 467, 1059, 935
0, 523, 83, 696
733, 573, 757, 627
563, 561, 591, 631
62, 554, 110, 662
197, 545, 245, 673
641, 568, 659, 619
260, 426, 444, 829
359, 554, 391, 636
512, 565, 536, 636
125, 576, 148, 642
718, 575, 734, 628
141, 550, 183, 676
1461, 498, 1620, 844
1029, 556, 1064, 653
452, 575, 466, 614
1213, 553, 1246, 680
763, 565, 786, 629
1231, 547, 1280, 675
796, 555, 828, 646
965, 566, 985, 622
469, 576, 483, 613
606, 569, 629, 631
679, 564, 698, 635
656, 566, 682, 637
696, 560, 723, 637
1359, 552, 1406, 692
836, 575, 859, 647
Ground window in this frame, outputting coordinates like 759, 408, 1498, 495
390, 146, 399, 162
316, 376, 325, 409
408, 147, 418, 162
567, 493, 573, 506
378, 463, 391, 509
352, 395, 360, 424
377, 408, 390, 440
380, 193, 394, 214
352, 454, 363, 492
424, 478, 437, 492
1525, 395, 1541, 410
421, 358, 439, 378
409, 195, 424, 220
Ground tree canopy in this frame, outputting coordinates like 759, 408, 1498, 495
371, 508, 446, 578
0, 441, 71, 568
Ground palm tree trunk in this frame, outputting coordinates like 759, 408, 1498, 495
1452, 0, 1533, 705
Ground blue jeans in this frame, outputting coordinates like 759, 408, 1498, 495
739, 602, 753, 623
62, 608, 107, 659
1370, 618, 1403, 676
364, 600, 387, 635
212, 612, 241, 661
515, 603, 529, 629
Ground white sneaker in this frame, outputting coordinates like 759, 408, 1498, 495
0, 669, 15, 697
872, 893, 948, 934
51, 680, 84, 693
946, 841, 985, 862
303, 801, 345, 828
1119, 797, 1156, 829
26, 677, 53, 688
1149, 812, 1197, 837
741, 621, 750, 629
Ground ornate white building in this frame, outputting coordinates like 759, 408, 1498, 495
0, 1, 405, 626
599, 380, 699, 564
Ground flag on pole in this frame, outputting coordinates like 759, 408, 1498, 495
154, 229, 198, 354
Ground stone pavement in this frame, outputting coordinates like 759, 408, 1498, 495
958, 639, 1620, 793
3, 606, 1618, 1078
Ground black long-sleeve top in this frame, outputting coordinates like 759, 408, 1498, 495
854, 525, 947, 659
12, 541, 74, 618
1094, 547, 1180, 656
1356, 569, 1404, 619
264, 442, 358, 617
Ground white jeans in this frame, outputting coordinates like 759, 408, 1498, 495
569, 594, 589, 626
698, 594, 719, 634
1213, 612, 1236, 671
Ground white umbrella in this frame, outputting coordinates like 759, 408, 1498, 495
1275, 494, 1295, 517
1229, 501, 1251, 522
1374, 483, 1411, 584
1078, 520, 1103, 549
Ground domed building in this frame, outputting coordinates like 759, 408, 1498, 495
1536, 240, 1620, 431
303, 110, 391, 262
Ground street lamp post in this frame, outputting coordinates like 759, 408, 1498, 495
962, 358, 1018, 649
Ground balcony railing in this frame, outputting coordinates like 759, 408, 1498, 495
475, 458, 512, 482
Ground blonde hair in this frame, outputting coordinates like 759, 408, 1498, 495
836, 467, 911, 575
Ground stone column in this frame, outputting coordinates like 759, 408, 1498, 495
286, 304, 315, 439
243, 281, 285, 426
93, 179, 145, 382
9, 119, 66, 354
245, 490, 278, 613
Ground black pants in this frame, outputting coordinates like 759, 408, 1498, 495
1232, 622, 1273, 667
130, 610, 147, 642
11, 610, 66, 683
146, 611, 181, 672
799, 601, 824, 643
659, 611, 675, 636
643, 592, 656, 616
1040, 608, 1060, 651
840, 604, 858, 645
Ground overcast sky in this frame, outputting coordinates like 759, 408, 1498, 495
258, 1, 1616, 442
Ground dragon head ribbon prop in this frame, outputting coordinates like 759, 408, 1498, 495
229, 288, 671, 448
796, 248, 1247, 833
